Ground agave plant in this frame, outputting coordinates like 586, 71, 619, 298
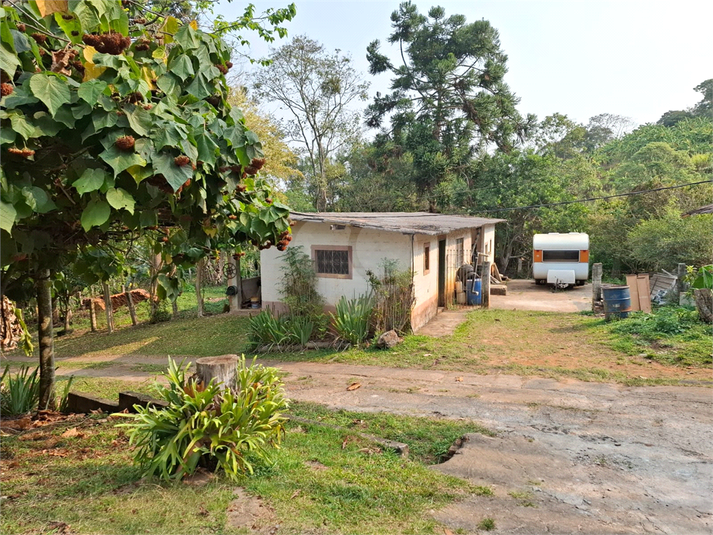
118, 357, 289, 481
248, 309, 290, 348
331, 294, 374, 346
0, 365, 40, 416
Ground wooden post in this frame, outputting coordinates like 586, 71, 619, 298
676, 263, 687, 304
195, 258, 205, 318
517, 257, 523, 279
36, 269, 56, 410
89, 299, 97, 332
102, 281, 114, 333
227, 252, 239, 312
125, 283, 137, 326
592, 263, 603, 310
196, 355, 239, 390
481, 261, 491, 308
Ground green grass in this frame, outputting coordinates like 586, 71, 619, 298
1, 404, 489, 535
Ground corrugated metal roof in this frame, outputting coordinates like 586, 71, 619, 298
290, 212, 506, 236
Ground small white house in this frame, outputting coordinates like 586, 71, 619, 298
260, 212, 505, 332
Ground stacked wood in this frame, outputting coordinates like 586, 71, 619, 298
1, 295, 24, 351
82, 288, 153, 311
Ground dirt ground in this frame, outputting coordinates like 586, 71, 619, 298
274, 361, 713, 535
492, 279, 593, 313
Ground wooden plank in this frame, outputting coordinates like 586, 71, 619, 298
626, 274, 640, 311
637, 275, 652, 313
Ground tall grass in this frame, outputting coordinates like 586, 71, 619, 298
331, 295, 374, 346
0, 365, 40, 416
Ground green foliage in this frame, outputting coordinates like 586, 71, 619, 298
58, 375, 75, 414
610, 307, 703, 339
279, 246, 328, 329
688, 265, 713, 290
365, 3, 534, 208
119, 357, 289, 481
367, 260, 415, 334
0, 365, 39, 416
331, 295, 374, 346
248, 309, 317, 348
626, 213, 712, 272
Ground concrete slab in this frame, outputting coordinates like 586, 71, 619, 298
491, 279, 592, 313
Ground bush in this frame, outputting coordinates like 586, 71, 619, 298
249, 310, 320, 348
331, 295, 374, 346
611, 307, 700, 339
367, 260, 414, 334
119, 357, 289, 481
0, 365, 39, 416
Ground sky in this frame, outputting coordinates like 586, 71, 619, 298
213, 0, 712, 128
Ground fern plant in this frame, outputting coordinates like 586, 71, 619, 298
118, 357, 289, 481
331, 295, 374, 346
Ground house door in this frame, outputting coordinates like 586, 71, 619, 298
438, 239, 446, 307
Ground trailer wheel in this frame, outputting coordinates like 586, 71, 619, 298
575, 280, 585, 286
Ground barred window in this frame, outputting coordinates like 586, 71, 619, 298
313, 246, 352, 278
456, 238, 464, 267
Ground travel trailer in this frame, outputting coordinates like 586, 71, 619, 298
532, 233, 589, 287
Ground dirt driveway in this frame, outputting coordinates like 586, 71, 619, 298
492, 279, 592, 313
274, 361, 712, 535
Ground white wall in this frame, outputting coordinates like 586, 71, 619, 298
479, 224, 496, 264
261, 221, 412, 307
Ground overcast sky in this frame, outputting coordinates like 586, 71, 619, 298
215, 0, 711, 128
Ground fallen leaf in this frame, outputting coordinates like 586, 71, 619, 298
346, 382, 361, 391
290, 489, 301, 499
61, 427, 84, 438
455, 377, 463, 382
443, 528, 455, 535
341, 437, 349, 449
197, 505, 209, 517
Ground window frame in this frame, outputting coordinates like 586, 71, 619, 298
423, 242, 431, 274
455, 237, 465, 267
311, 245, 353, 279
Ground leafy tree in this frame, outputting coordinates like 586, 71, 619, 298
0, 0, 293, 408
656, 78, 712, 126
365, 3, 534, 209
252, 36, 369, 211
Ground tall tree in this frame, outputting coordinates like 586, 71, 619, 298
1, 0, 293, 406
366, 3, 534, 209
252, 36, 369, 211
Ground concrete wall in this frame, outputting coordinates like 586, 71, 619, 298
261, 221, 412, 311
478, 224, 496, 264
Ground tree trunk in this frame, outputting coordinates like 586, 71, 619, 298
89, 299, 97, 332
125, 284, 137, 326
218, 251, 226, 285
149, 253, 162, 316
196, 258, 205, 318
62, 307, 71, 334
36, 269, 56, 410
694, 289, 713, 323
102, 281, 114, 333
196, 355, 239, 390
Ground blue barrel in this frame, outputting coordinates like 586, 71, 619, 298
467, 278, 482, 306
602, 285, 632, 320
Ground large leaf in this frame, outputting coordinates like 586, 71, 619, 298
126, 106, 153, 137
0, 42, 19, 79
186, 74, 210, 100
106, 187, 135, 214
78, 79, 108, 103
153, 152, 193, 191
9, 113, 39, 140
0, 200, 17, 232
73, 168, 107, 195
174, 25, 198, 50
80, 199, 111, 231
156, 73, 179, 99
28, 74, 72, 117
168, 55, 194, 82
30, 187, 57, 213
37, 0, 68, 17
99, 145, 147, 177
194, 131, 219, 166
153, 122, 186, 151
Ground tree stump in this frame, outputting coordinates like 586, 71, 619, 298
196, 355, 240, 390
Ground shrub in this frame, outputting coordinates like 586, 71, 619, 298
611, 307, 699, 339
367, 260, 414, 334
118, 357, 289, 481
280, 246, 324, 319
331, 295, 374, 346
0, 365, 40, 416
249, 309, 289, 347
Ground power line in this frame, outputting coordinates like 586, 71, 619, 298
474, 179, 712, 213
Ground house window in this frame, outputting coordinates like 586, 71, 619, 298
455, 238, 464, 267
312, 246, 352, 278
424, 243, 431, 274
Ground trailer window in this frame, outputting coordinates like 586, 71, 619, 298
542, 250, 580, 262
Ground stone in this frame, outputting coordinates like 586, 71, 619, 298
376, 330, 402, 349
